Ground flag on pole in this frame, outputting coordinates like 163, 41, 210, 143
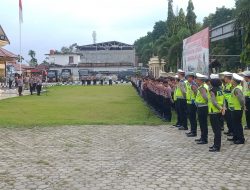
19, 0, 23, 23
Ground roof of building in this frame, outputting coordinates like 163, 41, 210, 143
0, 25, 10, 47
77, 41, 134, 51
0, 48, 17, 61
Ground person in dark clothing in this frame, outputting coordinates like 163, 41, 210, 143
208, 74, 225, 152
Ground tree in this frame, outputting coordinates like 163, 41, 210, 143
186, 0, 197, 34
166, 0, 175, 36
61, 43, 78, 53
203, 7, 234, 28
28, 50, 38, 67
152, 21, 167, 41
235, 0, 250, 67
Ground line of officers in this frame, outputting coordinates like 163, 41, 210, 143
16, 75, 43, 96
132, 69, 250, 152
173, 70, 250, 152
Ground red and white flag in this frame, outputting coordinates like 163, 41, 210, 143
19, 0, 23, 23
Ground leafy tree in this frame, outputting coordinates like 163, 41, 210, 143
166, 0, 175, 36
203, 7, 234, 28
28, 50, 38, 67
152, 21, 167, 41
186, 0, 197, 34
61, 43, 78, 53
235, 0, 250, 67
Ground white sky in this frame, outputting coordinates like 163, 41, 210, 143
0, 0, 235, 62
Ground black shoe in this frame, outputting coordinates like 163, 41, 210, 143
227, 138, 235, 141
195, 138, 202, 142
224, 131, 230, 135
197, 141, 208, 145
234, 140, 245, 144
227, 132, 233, 137
175, 125, 181, 128
209, 145, 214, 149
244, 126, 250, 130
187, 133, 197, 137
209, 147, 220, 152
178, 126, 188, 130
186, 131, 192, 135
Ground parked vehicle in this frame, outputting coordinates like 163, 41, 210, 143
78, 69, 89, 80
47, 70, 59, 82
61, 69, 72, 82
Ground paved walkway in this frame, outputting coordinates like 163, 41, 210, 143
0, 88, 30, 100
0, 125, 249, 190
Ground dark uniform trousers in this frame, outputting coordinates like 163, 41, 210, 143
163, 98, 172, 122
29, 84, 34, 95
210, 114, 222, 150
225, 100, 233, 133
36, 85, 42, 95
245, 97, 250, 128
197, 106, 208, 142
175, 99, 181, 126
232, 110, 245, 143
187, 103, 197, 134
178, 99, 187, 128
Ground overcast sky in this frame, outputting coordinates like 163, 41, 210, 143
1, 0, 235, 63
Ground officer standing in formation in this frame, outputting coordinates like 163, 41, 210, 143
228, 73, 245, 144
243, 71, 250, 130
208, 74, 225, 152
194, 73, 209, 144
175, 70, 188, 130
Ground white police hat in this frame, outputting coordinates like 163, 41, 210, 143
210, 74, 220, 79
196, 73, 207, 80
174, 75, 179, 79
186, 72, 195, 77
177, 69, 185, 74
220, 71, 232, 76
232, 73, 244, 81
243, 71, 250, 77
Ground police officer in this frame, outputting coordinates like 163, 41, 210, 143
228, 73, 245, 144
185, 72, 198, 137
221, 72, 234, 136
17, 75, 23, 96
195, 73, 209, 144
36, 75, 42, 96
243, 71, 250, 130
208, 74, 225, 152
173, 75, 181, 127
176, 70, 188, 130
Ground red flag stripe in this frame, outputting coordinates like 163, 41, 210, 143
19, 0, 23, 23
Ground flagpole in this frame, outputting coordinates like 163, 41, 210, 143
19, 18, 22, 75
19, 0, 23, 76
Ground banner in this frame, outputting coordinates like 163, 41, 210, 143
182, 27, 209, 75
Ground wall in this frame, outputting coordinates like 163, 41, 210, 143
49, 54, 80, 66
78, 50, 136, 66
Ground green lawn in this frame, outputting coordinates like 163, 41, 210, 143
0, 85, 166, 127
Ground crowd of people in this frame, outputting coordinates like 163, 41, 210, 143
131, 70, 250, 152
10, 74, 43, 96
80, 75, 117, 86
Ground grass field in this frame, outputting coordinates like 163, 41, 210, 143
0, 85, 166, 127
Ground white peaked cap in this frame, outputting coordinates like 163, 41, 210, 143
210, 74, 219, 79
174, 75, 179, 79
196, 73, 207, 79
220, 71, 232, 76
232, 73, 244, 81
243, 71, 250, 77
177, 69, 185, 73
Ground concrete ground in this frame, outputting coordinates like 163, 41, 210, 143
0, 88, 30, 100
0, 125, 249, 190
